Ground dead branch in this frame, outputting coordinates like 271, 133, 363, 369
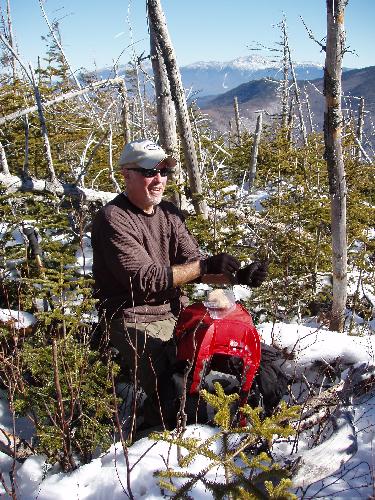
295, 363, 375, 431
0, 171, 116, 203
0, 31, 31, 82
0, 427, 34, 462
353, 135, 372, 164
300, 16, 326, 52
0, 77, 124, 126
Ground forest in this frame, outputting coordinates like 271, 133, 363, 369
0, 0, 374, 498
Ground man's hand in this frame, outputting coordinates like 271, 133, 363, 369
201, 253, 240, 276
236, 260, 268, 287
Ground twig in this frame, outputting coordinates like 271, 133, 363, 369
300, 16, 326, 52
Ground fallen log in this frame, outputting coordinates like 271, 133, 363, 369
0, 172, 115, 204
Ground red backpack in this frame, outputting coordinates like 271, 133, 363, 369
174, 301, 261, 413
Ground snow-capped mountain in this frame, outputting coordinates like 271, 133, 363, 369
180, 55, 324, 96
95, 55, 324, 98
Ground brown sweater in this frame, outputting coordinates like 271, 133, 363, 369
91, 194, 201, 321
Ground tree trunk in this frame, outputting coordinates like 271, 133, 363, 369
287, 97, 295, 143
150, 23, 184, 209
147, 0, 207, 218
287, 36, 308, 147
0, 141, 10, 175
280, 17, 289, 129
23, 114, 30, 177
248, 112, 263, 191
6, 0, 17, 82
233, 96, 241, 146
305, 88, 314, 134
118, 79, 131, 144
29, 64, 56, 183
324, 0, 348, 332
356, 96, 364, 160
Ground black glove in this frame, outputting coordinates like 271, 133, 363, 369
236, 260, 268, 287
201, 253, 240, 276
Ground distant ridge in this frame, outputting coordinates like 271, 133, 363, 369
200, 65, 375, 137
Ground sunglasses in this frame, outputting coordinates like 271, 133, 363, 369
126, 167, 173, 178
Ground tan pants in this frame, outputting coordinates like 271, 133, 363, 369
107, 316, 177, 397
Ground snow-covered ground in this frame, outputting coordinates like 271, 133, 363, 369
1, 315, 374, 499
1, 188, 374, 498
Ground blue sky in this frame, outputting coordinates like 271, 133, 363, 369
6, 0, 374, 72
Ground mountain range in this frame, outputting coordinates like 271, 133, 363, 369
96, 55, 373, 140
181, 55, 324, 97
98, 54, 326, 97
199, 65, 375, 138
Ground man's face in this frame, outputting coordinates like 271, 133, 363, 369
122, 163, 169, 213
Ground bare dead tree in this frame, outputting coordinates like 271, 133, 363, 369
29, 63, 57, 183
276, 16, 308, 146
248, 112, 263, 191
108, 125, 121, 193
5, 0, 16, 81
280, 17, 290, 129
149, 24, 177, 152
287, 45, 308, 146
324, 0, 348, 332
0, 30, 31, 83
23, 115, 30, 177
233, 96, 242, 146
75, 130, 110, 187
0, 139, 10, 174
38, 1, 84, 97
118, 79, 131, 144
356, 96, 364, 160
147, 0, 208, 218
304, 87, 315, 134
149, 22, 183, 208
287, 97, 295, 143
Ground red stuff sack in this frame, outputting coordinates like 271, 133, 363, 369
174, 302, 261, 413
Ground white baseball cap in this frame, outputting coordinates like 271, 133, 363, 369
118, 139, 177, 169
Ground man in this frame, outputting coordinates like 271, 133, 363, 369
91, 139, 267, 402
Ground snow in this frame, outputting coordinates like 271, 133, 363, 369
0, 309, 37, 329
259, 322, 375, 373
0, 317, 374, 498
0, 189, 374, 498
75, 234, 93, 276
183, 55, 322, 72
